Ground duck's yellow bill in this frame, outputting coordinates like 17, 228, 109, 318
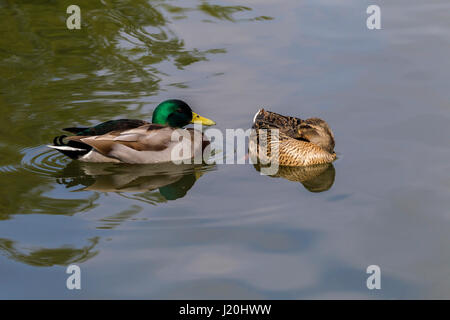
191, 112, 216, 126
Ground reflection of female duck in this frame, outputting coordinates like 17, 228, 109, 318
55, 161, 214, 201
253, 163, 335, 192
250, 109, 336, 166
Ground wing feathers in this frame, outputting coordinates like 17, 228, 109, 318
77, 124, 172, 157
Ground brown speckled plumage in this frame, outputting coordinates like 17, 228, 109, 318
250, 109, 336, 166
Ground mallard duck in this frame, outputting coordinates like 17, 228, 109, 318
48, 99, 216, 164
250, 109, 336, 166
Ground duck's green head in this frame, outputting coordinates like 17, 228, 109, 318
152, 99, 216, 128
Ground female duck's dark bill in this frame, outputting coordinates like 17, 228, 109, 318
191, 112, 216, 126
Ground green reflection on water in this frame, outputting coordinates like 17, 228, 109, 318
0, 0, 271, 267
0, 237, 99, 267
0, 0, 265, 214
0, 0, 236, 158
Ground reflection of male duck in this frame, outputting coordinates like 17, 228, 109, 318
55, 161, 214, 201
253, 163, 335, 193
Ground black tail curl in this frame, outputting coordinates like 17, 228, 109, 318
53, 135, 68, 146
51, 135, 92, 160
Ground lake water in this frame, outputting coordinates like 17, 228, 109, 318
1, 0, 449, 299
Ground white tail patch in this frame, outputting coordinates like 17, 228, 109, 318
252, 109, 263, 125
47, 145, 86, 152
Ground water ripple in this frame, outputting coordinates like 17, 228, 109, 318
20, 146, 69, 176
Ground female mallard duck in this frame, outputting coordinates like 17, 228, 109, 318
250, 109, 336, 166
48, 99, 216, 164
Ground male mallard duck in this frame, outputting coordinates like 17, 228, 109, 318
250, 109, 336, 166
48, 99, 215, 164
